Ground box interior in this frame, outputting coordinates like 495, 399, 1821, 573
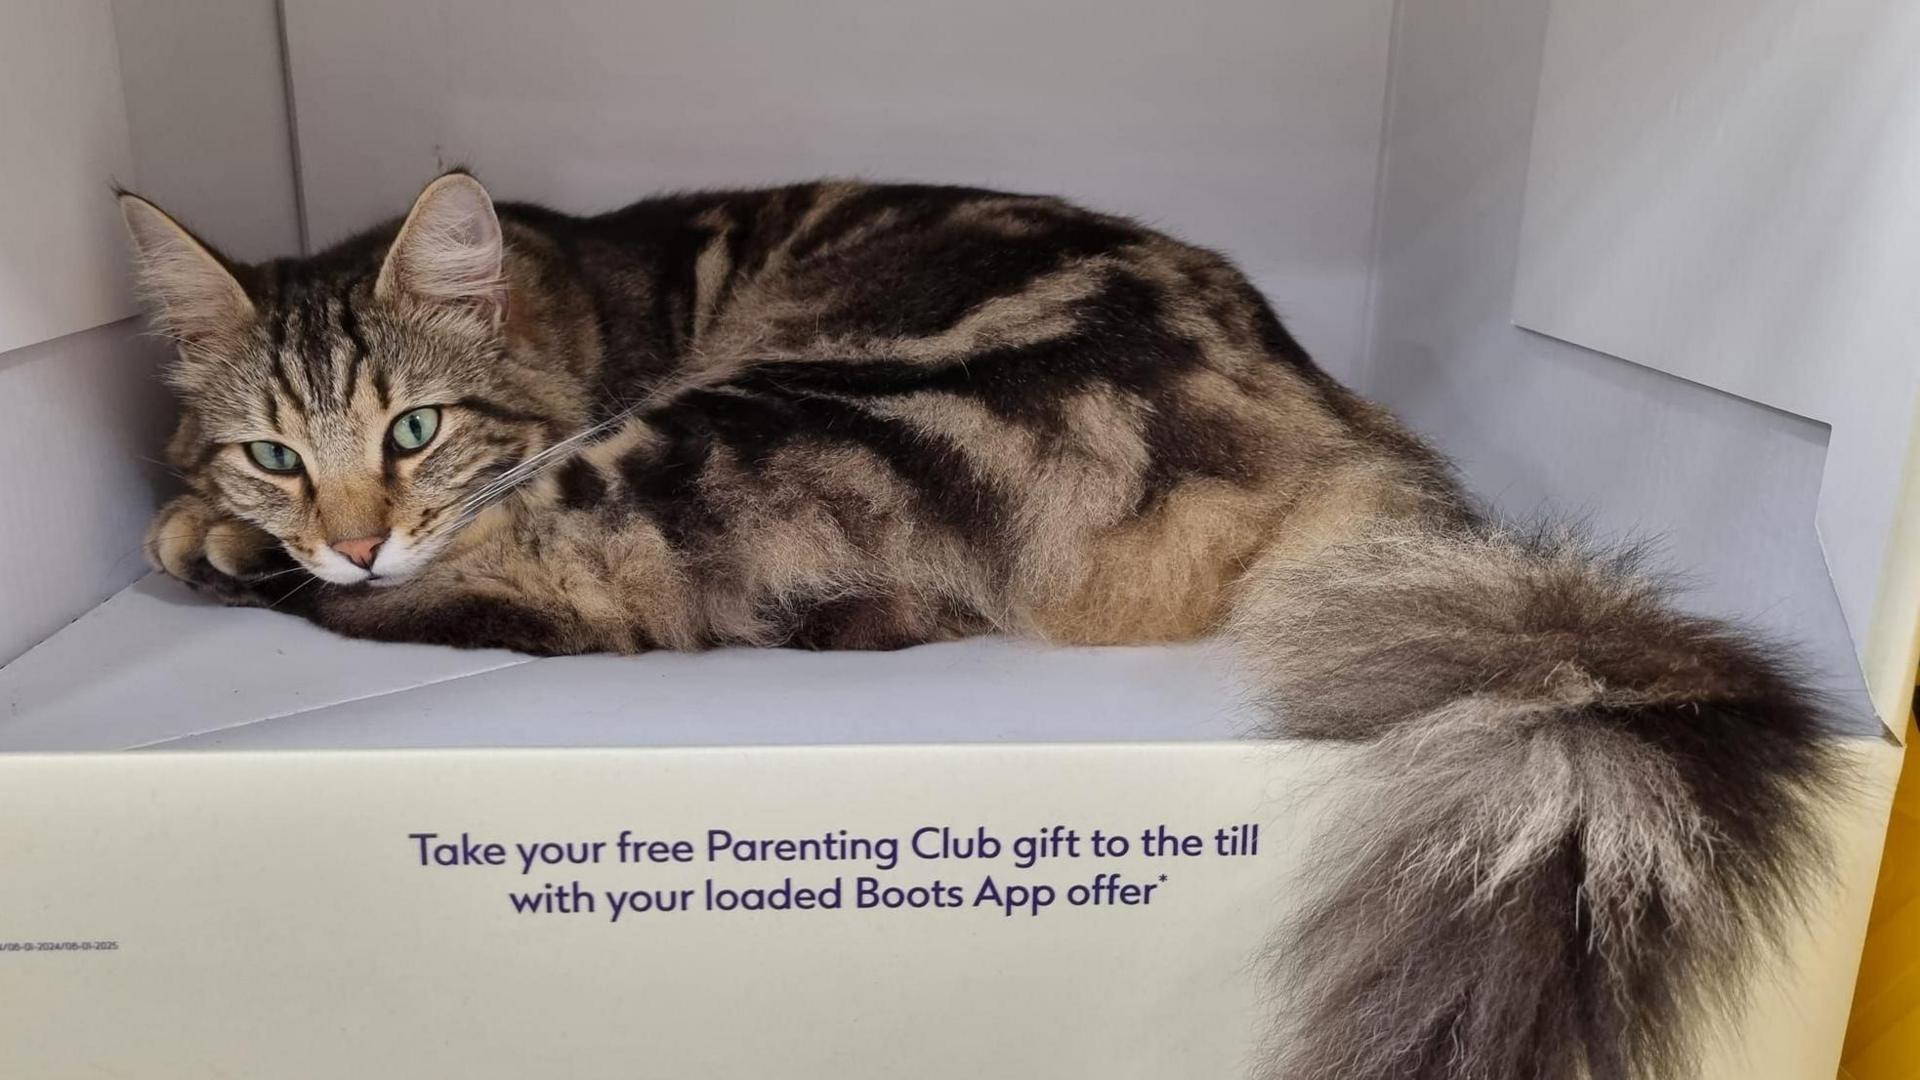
0, 575, 1250, 752
2, 0, 1913, 747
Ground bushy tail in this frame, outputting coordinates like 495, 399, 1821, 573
1230, 522, 1844, 1080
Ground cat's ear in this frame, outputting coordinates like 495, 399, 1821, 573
376, 171, 505, 323
117, 193, 255, 345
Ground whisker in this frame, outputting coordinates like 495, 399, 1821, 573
136, 456, 193, 484
435, 408, 640, 526
453, 410, 631, 508
265, 574, 319, 610
409, 374, 693, 554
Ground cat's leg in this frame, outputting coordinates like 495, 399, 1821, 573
146, 494, 694, 654
144, 495, 573, 650
144, 493, 306, 606
296, 581, 600, 656
287, 512, 693, 656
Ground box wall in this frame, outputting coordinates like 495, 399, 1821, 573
0, 740, 1899, 1079
1363, 0, 1887, 732
0, 0, 303, 666
278, 0, 1396, 384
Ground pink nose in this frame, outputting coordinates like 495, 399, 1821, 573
331, 535, 386, 570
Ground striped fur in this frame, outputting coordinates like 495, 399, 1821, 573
1234, 525, 1840, 1079
123, 173, 1840, 1079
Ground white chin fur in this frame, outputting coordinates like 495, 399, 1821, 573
299, 535, 438, 587
307, 548, 372, 586
365, 535, 435, 585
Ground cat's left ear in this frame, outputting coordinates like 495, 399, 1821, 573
118, 193, 255, 345
376, 171, 506, 325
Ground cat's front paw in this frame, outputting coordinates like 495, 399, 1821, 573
145, 495, 300, 605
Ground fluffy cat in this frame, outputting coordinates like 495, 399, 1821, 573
120, 173, 1838, 1080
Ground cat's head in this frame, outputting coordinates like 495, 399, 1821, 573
121, 172, 564, 587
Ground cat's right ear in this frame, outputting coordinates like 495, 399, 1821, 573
375, 172, 505, 324
117, 193, 254, 345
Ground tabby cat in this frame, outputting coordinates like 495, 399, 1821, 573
119, 173, 1836, 1080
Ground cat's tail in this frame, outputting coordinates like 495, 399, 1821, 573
1228, 518, 1843, 1080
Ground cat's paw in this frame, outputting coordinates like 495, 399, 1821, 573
145, 495, 298, 604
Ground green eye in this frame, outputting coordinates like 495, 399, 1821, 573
390, 407, 440, 452
246, 441, 302, 473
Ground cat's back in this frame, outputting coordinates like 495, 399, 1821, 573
498, 181, 1301, 382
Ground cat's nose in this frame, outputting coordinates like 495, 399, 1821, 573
331, 534, 387, 570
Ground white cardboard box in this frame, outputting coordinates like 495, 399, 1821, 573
0, 575, 1902, 1079
4, 3, 1915, 1076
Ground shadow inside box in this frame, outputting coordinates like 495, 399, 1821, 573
0, 570, 1259, 752
143, 636, 1260, 751
0, 573, 530, 752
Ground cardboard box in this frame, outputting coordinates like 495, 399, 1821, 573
4, 4, 1915, 1077
0, 575, 1902, 1078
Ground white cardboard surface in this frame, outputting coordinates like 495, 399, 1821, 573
1510, 0, 1920, 679
0, 575, 531, 751
145, 640, 1250, 751
279, 0, 1393, 382
0, 0, 138, 353
0, 575, 1251, 752
0, 745, 1314, 1080
0, 577, 1899, 1080
0, 324, 172, 667
0, 739, 1899, 1080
